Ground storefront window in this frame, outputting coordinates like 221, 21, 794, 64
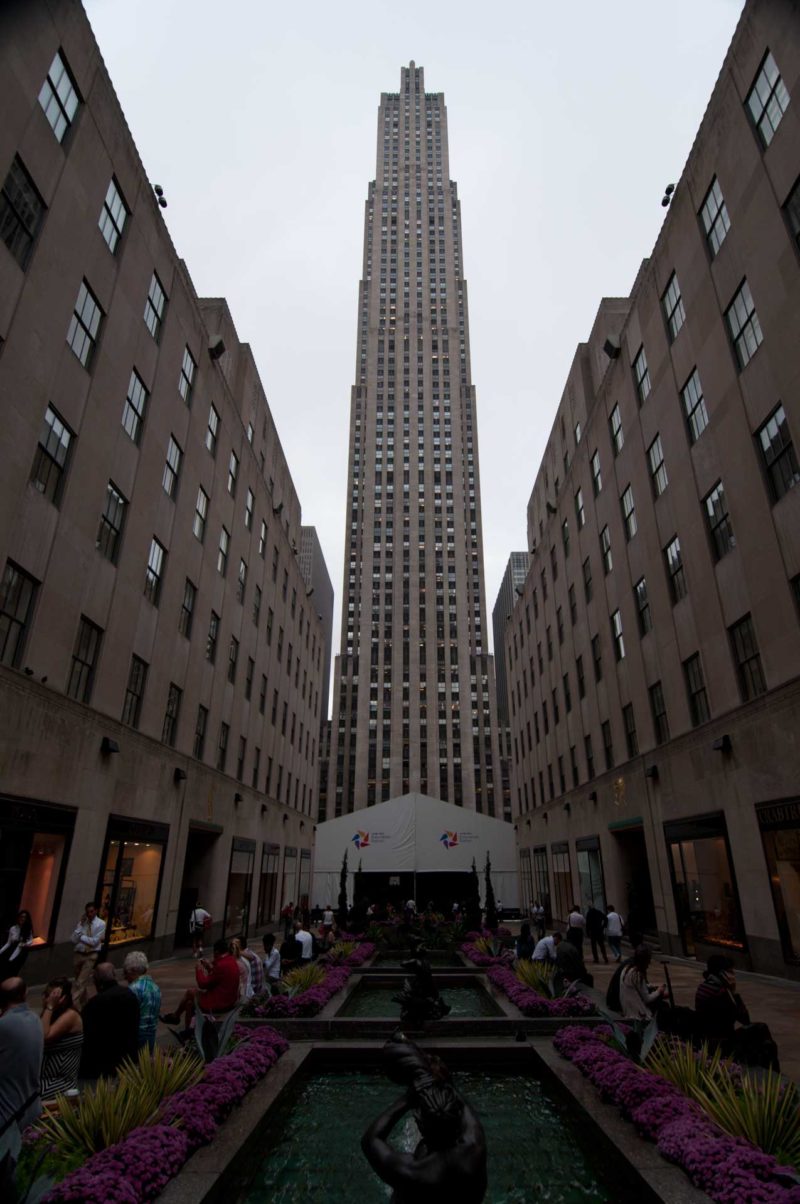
281, 847, 298, 912
0, 800, 75, 948
256, 843, 280, 927
551, 842, 572, 925
533, 846, 551, 924
99, 818, 168, 947
758, 799, 800, 964
298, 848, 311, 913
666, 815, 744, 955
519, 849, 532, 915
224, 838, 255, 940
576, 836, 606, 912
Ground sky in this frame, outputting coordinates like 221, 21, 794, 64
84, 0, 745, 684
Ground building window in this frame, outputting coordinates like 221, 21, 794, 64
636, 577, 655, 635
178, 578, 196, 638
96, 481, 126, 562
162, 436, 182, 498
633, 346, 651, 404
0, 560, 37, 668
602, 720, 614, 770
757, 803, 800, 964
609, 404, 624, 455
144, 538, 166, 605
664, 536, 687, 602
746, 50, 790, 148
568, 583, 577, 625
726, 280, 763, 370
179, 347, 196, 405
227, 451, 239, 497
700, 177, 730, 258
143, 273, 167, 340
620, 487, 637, 541
648, 434, 668, 497
610, 610, 625, 661
38, 51, 80, 143
704, 481, 735, 561
661, 273, 685, 341
98, 178, 127, 252
590, 449, 602, 495
576, 654, 585, 699
683, 653, 710, 726
681, 369, 709, 443
218, 527, 230, 576
162, 683, 182, 746
259, 519, 267, 558
582, 556, 593, 602
591, 633, 602, 682
67, 616, 102, 702
600, 525, 612, 573
623, 703, 638, 759
206, 404, 219, 455
122, 369, 148, 444
236, 736, 247, 782
193, 487, 209, 542
237, 558, 247, 603
228, 636, 239, 683
757, 404, 799, 502
193, 705, 208, 759
100, 818, 168, 948
574, 488, 585, 529
0, 158, 45, 269
649, 681, 669, 745
122, 655, 147, 728
729, 613, 766, 701
217, 722, 229, 772
245, 488, 254, 530
253, 584, 262, 626
67, 280, 102, 368
206, 611, 219, 663
562, 519, 571, 557
245, 657, 254, 701
785, 176, 800, 251
30, 404, 72, 505
584, 735, 594, 780
666, 815, 744, 954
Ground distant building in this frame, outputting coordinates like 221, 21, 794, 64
0, 0, 330, 975
299, 525, 334, 732
327, 63, 503, 816
492, 553, 531, 727
508, 0, 800, 977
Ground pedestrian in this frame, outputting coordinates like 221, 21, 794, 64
566, 904, 585, 951
263, 932, 281, 985
515, 922, 536, 961
189, 903, 211, 959
71, 901, 106, 1009
240, 941, 264, 997
80, 962, 140, 1080
39, 978, 83, 1101
554, 937, 593, 996
605, 905, 624, 962
585, 904, 608, 964
619, 946, 667, 1021
0, 977, 43, 1137
0, 910, 35, 978
160, 939, 240, 1037
281, 901, 295, 940
532, 931, 562, 962
321, 903, 334, 936
294, 919, 313, 961
229, 938, 252, 1001
123, 950, 161, 1052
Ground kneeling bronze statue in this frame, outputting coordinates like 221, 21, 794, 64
362, 1033, 487, 1202
392, 936, 451, 1027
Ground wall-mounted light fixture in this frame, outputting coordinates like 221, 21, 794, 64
712, 734, 732, 754
645, 765, 659, 782
100, 737, 120, 756
588, 790, 598, 804
234, 792, 243, 804
260, 804, 268, 816
173, 768, 187, 784
563, 801, 571, 814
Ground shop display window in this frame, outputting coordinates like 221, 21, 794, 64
0, 801, 75, 947
576, 837, 606, 913
281, 847, 298, 912
666, 814, 744, 954
551, 842, 572, 925
758, 799, 800, 964
256, 843, 280, 927
533, 846, 552, 924
99, 819, 167, 947
224, 838, 255, 940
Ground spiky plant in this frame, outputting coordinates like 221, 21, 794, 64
514, 958, 554, 997
695, 1069, 800, 1169
324, 940, 357, 964
282, 962, 326, 996
646, 1036, 729, 1097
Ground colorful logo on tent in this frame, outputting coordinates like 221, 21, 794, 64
352, 830, 370, 849
440, 831, 458, 850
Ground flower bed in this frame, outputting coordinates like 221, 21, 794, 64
460, 940, 514, 968
554, 1026, 800, 1203
243, 943, 375, 1019
486, 965, 595, 1017
43, 1026, 289, 1203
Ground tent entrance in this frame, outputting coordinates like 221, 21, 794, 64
355, 870, 473, 914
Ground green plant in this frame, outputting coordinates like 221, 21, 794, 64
514, 958, 554, 997
695, 1069, 800, 1169
282, 962, 326, 995
193, 1005, 242, 1062
597, 1005, 660, 1064
35, 1046, 202, 1162
473, 935, 503, 958
325, 940, 357, 964
645, 1036, 729, 1096
484, 851, 498, 931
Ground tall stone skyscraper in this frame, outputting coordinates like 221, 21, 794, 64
327, 62, 502, 819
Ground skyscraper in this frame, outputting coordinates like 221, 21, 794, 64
327, 63, 502, 818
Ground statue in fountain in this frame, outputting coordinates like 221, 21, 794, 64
393, 935, 451, 1027
362, 1033, 487, 1202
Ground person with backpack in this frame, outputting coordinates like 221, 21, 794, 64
189, 904, 211, 959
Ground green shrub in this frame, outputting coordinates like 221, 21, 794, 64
325, 940, 357, 964
697, 1069, 800, 1169
646, 1036, 729, 1096
514, 958, 554, 997
282, 962, 326, 995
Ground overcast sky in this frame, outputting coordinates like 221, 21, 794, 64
84, 0, 744, 684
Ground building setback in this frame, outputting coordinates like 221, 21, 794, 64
327, 63, 502, 819
508, 0, 800, 978
0, 0, 329, 977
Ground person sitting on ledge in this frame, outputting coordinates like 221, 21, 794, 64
694, 954, 779, 1071
532, 931, 561, 962
160, 938, 240, 1037
619, 946, 667, 1021
515, 922, 536, 962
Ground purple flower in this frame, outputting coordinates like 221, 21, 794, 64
483, 965, 595, 1017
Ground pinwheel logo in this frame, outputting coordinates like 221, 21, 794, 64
352, 830, 370, 849
440, 831, 458, 849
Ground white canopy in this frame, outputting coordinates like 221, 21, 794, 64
311, 792, 519, 908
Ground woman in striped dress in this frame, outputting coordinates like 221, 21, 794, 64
40, 977, 83, 1100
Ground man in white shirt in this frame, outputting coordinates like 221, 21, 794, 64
605, 905, 624, 962
294, 921, 313, 961
532, 932, 562, 962
71, 901, 106, 1009
262, 933, 281, 984
189, 905, 211, 959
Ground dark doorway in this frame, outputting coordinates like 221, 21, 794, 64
175, 825, 220, 950
354, 871, 473, 915
612, 826, 656, 938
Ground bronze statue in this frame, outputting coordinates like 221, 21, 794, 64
392, 936, 451, 1027
362, 1033, 487, 1202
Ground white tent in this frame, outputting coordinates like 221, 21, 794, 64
311, 792, 519, 909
